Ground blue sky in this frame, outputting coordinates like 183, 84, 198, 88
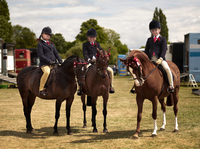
7, 0, 200, 49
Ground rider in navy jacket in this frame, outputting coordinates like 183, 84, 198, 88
144, 36, 167, 60
37, 40, 62, 67
37, 26, 62, 96
83, 41, 101, 61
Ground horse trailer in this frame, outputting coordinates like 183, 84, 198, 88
184, 33, 200, 82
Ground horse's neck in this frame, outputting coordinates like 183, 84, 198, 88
140, 58, 156, 75
60, 61, 75, 77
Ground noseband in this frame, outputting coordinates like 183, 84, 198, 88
74, 61, 87, 86
96, 52, 110, 78
124, 57, 159, 82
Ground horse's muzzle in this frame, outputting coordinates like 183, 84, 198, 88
101, 74, 107, 78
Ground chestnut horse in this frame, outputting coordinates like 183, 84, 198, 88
119, 50, 180, 139
81, 48, 111, 133
17, 56, 87, 135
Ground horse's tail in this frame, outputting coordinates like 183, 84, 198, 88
166, 94, 174, 106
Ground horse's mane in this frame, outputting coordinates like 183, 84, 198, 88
62, 55, 79, 65
128, 50, 150, 62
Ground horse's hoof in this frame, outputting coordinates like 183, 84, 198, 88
151, 134, 157, 137
160, 128, 165, 131
173, 129, 179, 132
83, 125, 87, 128
103, 129, 108, 133
68, 132, 73, 135
93, 129, 98, 133
132, 135, 138, 139
26, 128, 35, 133
53, 132, 59, 136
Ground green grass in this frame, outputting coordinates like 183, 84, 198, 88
0, 76, 200, 149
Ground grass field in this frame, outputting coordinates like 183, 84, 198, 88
0, 76, 200, 149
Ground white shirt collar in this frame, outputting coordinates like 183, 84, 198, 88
154, 34, 160, 38
41, 37, 49, 42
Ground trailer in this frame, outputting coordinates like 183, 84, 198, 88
184, 33, 200, 82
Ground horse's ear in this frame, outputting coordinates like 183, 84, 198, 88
96, 47, 100, 53
76, 56, 79, 61
107, 47, 111, 53
119, 58, 126, 63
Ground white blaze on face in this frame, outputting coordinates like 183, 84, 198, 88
82, 67, 84, 71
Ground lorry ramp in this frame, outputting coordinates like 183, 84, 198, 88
0, 74, 17, 85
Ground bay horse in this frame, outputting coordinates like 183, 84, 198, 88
81, 48, 111, 133
119, 50, 180, 139
17, 56, 87, 135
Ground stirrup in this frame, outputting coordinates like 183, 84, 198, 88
109, 87, 115, 93
39, 89, 48, 96
77, 89, 82, 96
130, 89, 136, 94
167, 86, 174, 93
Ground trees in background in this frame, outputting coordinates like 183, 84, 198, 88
75, 19, 108, 44
50, 33, 68, 54
12, 25, 37, 49
0, 0, 12, 42
73, 19, 128, 64
153, 7, 169, 42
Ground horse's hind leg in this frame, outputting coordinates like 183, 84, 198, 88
173, 89, 179, 132
21, 91, 36, 133
159, 98, 166, 131
81, 94, 87, 128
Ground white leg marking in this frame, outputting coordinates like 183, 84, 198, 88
175, 117, 178, 130
152, 119, 157, 135
161, 112, 166, 129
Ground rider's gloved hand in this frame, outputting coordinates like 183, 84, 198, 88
49, 61, 56, 65
156, 57, 163, 65
59, 60, 63, 64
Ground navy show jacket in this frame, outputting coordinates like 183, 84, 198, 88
37, 40, 62, 67
144, 36, 167, 60
82, 41, 101, 61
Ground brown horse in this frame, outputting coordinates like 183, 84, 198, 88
119, 50, 180, 139
17, 56, 87, 135
81, 48, 111, 133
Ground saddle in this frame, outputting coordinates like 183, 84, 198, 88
38, 65, 58, 89
152, 61, 174, 85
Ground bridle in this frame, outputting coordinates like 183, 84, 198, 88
124, 56, 159, 82
95, 52, 110, 78
73, 61, 88, 86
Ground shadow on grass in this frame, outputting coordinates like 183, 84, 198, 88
0, 126, 153, 141
0, 126, 81, 139
70, 129, 153, 143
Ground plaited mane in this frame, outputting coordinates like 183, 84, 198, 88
128, 50, 150, 63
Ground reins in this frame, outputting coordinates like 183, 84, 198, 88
141, 64, 159, 81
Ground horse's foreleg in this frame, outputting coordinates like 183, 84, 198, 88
53, 99, 62, 135
173, 90, 179, 132
81, 94, 87, 128
66, 96, 74, 135
151, 98, 158, 137
103, 94, 108, 133
92, 97, 98, 133
133, 95, 144, 139
159, 98, 166, 131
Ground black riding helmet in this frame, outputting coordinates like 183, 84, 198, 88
41, 26, 52, 36
87, 28, 97, 37
149, 20, 161, 30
